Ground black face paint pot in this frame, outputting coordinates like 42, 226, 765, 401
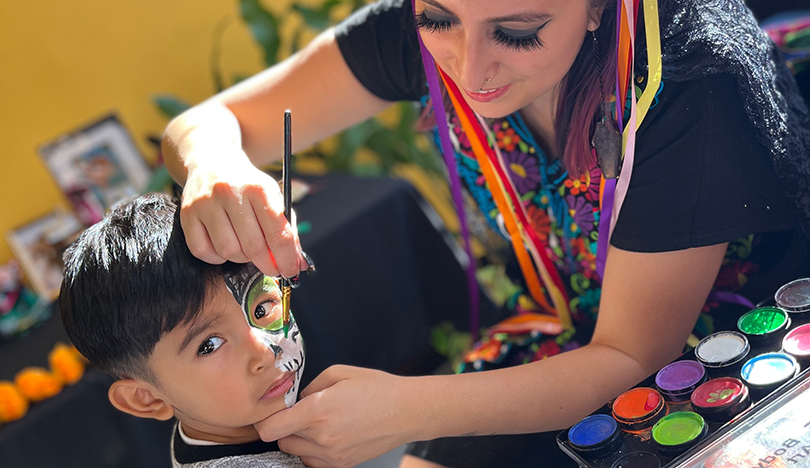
775, 278, 810, 321
694, 331, 750, 378
610, 452, 661, 468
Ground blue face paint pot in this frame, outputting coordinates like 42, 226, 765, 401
740, 352, 799, 399
568, 414, 622, 458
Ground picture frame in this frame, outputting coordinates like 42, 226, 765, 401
5, 209, 84, 300
38, 114, 152, 225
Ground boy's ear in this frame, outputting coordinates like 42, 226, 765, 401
108, 379, 175, 421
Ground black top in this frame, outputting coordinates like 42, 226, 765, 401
335, 0, 796, 253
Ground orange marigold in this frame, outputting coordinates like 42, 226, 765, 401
14, 367, 63, 402
49, 343, 85, 385
0, 381, 28, 422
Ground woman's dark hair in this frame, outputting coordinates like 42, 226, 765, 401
59, 193, 244, 384
555, 0, 618, 176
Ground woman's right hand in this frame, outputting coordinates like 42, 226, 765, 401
179, 151, 305, 279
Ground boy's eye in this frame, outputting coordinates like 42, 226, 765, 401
197, 336, 224, 356
250, 299, 283, 331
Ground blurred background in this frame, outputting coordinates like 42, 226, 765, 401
0, 0, 807, 467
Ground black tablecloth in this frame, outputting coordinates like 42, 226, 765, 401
0, 173, 499, 468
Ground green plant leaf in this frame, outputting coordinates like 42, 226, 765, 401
240, 0, 281, 66
153, 95, 191, 119
292, 4, 331, 31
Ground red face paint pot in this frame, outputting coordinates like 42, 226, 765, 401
694, 331, 750, 378
740, 352, 799, 399
655, 360, 707, 402
782, 323, 810, 363
775, 278, 810, 319
611, 387, 667, 433
690, 377, 751, 424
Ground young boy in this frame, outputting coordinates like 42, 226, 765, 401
59, 193, 306, 468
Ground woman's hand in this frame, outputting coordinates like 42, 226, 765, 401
254, 365, 424, 468
180, 149, 304, 279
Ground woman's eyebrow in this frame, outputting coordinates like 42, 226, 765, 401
420, 0, 551, 24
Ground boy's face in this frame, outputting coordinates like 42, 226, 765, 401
148, 268, 304, 439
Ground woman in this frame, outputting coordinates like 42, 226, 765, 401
162, 0, 810, 467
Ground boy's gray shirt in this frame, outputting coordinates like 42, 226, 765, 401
171, 451, 306, 468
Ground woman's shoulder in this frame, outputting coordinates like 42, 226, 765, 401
612, 72, 795, 252
334, 0, 426, 102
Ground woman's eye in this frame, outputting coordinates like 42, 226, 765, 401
492, 29, 543, 52
197, 336, 224, 356
416, 12, 453, 33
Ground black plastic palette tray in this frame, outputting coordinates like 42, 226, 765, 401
557, 326, 810, 468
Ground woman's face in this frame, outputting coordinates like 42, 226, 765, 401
415, 0, 599, 118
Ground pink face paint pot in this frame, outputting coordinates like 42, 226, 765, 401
568, 414, 622, 458
694, 331, 750, 378
611, 387, 668, 433
775, 277, 810, 319
655, 360, 707, 402
740, 352, 799, 399
690, 377, 751, 424
782, 323, 810, 363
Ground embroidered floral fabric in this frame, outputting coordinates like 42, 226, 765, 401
428, 78, 766, 373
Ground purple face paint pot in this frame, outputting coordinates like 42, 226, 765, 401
655, 360, 707, 402
690, 377, 751, 424
740, 352, 799, 399
568, 414, 622, 458
610, 452, 661, 468
775, 278, 810, 319
694, 331, 750, 378
737, 307, 791, 348
783, 323, 810, 363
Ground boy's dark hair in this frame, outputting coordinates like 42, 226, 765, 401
60, 193, 243, 384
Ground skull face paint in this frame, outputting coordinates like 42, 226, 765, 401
223, 265, 305, 408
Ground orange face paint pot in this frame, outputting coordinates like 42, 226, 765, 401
611, 387, 668, 433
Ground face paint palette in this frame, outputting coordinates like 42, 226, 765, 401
558, 279, 810, 467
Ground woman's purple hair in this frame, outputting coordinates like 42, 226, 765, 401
555, 1, 618, 176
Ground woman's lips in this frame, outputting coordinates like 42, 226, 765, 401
464, 83, 512, 103
260, 373, 294, 401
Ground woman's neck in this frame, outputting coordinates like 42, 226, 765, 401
519, 83, 561, 157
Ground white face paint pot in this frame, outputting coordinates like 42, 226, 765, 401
694, 331, 750, 378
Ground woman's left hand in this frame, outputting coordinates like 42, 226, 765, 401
254, 365, 423, 468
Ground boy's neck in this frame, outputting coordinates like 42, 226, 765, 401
180, 420, 262, 445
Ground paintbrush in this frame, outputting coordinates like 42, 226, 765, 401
281, 110, 293, 338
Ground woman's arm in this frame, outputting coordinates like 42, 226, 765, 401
161, 28, 391, 277
254, 243, 727, 468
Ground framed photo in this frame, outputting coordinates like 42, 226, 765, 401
5, 209, 84, 300
39, 114, 152, 225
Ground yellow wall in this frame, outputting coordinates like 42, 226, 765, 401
0, 0, 284, 264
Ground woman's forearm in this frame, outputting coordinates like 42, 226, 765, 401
408, 342, 648, 441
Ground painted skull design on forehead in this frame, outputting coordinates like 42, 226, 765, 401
223, 264, 305, 408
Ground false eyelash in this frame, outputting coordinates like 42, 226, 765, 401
492, 29, 543, 52
415, 12, 453, 33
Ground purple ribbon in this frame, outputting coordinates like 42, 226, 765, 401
411, 1, 479, 333
596, 178, 616, 280
707, 290, 756, 309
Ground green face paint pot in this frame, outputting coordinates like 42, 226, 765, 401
651, 412, 707, 456
775, 277, 810, 319
737, 307, 791, 347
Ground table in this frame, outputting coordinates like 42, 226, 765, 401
0, 173, 499, 467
